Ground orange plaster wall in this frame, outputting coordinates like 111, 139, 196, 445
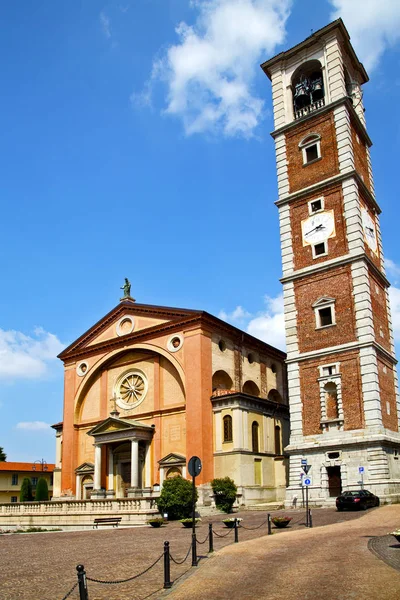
184, 329, 213, 485
61, 368, 78, 494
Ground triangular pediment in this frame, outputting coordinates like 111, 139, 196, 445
158, 453, 186, 466
88, 416, 154, 437
312, 296, 336, 308
75, 462, 94, 474
58, 301, 202, 361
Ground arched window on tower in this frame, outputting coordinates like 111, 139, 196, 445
324, 382, 339, 420
292, 60, 325, 119
252, 421, 259, 453
274, 425, 281, 455
223, 415, 233, 443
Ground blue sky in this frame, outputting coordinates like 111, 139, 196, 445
1, 0, 400, 462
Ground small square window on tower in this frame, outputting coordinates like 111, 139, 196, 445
313, 297, 336, 329
309, 197, 324, 214
299, 133, 321, 165
312, 241, 327, 258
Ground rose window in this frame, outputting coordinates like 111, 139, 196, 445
115, 370, 148, 410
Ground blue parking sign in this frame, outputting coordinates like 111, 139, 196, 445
304, 478, 311, 486
359, 466, 364, 473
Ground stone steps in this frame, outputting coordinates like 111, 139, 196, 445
244, 502, 284, 512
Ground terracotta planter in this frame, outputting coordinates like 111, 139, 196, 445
223, 521, 239, 528
392, 534, 400, 543
148, 520, 164, 528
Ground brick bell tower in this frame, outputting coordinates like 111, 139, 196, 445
261, 19, 400, 505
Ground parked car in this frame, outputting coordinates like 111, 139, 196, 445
336, 490, 380, 511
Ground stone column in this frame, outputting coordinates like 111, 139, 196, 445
94, 444, 102, 490
107, 448, 114, 497
232, 407, 243, 450
143, 443, 151, 495
130, 439, 139, 489
75, 475, 81, 500
214, 411, 222, 452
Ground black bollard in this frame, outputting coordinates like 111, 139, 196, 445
192, 532, 198, 566
163, 541, 172, 589
76, 565, 89, 600
208, 523, 214, 553
267, 513, 272, 535
234, 518, 239, 543
308, 508, 313, 528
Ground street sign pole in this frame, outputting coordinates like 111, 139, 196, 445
306, 485, 309, 527
188, 456, 202, 567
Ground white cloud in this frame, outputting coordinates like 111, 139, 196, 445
329, 0, 400, 71
16, 421, 52, 432
218, 293, 286, 351
389, 286, 400, 344
386, 258, 400, 284
247, 294, 285, 350
0, 328, 64, 380
100, 11, 111, 39
139, 0, 291, 137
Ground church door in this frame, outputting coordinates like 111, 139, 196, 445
327, 466, 342, 497
121, 462, 131, 497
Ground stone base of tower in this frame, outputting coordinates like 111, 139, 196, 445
284, 434, 400, 508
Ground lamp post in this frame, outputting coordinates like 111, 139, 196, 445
32, 459, 48, 472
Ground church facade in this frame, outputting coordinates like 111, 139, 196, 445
53, 295, 289, 506
262, 19, 400, 505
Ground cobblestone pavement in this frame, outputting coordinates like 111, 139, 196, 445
0, 507, 393, 600
165, 504, 400, 600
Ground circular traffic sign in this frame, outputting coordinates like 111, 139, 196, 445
304, 478, 311, 486
188, 456, 202, 477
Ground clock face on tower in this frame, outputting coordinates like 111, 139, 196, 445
361, 207, 378, 253
301, 210, 335, 246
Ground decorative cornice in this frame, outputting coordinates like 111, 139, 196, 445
286, 340, 397, 366
211, 392, 289, 418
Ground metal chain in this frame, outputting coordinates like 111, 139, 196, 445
86, 553, 163, 585
195, 531, 210, 545
60, 581, 78, 600
240, 518, 269, 531
169, 542, 193, 565
212, 527, 234, 538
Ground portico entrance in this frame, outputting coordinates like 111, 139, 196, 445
87, 413, 155, 499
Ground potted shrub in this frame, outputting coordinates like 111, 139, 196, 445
222, 517, 242, 528
147, 518, 165, 528
156, 476, 197, 520
180, 518, 201, 528
390, 529, 400, 543
211, 477, 238, 514
271, 516, 292, 528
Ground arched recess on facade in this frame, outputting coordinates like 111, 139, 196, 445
291, 59, 324, 112
212, 370, 234, 394
268, 389, 282, 404
74, 344, 186, 421
243, 380, 260, 397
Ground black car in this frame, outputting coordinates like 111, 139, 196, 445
336, 490, 380, 511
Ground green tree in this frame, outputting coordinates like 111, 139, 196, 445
0, 447, 6, 461
20, 477, 34, 502
35, 477, 49, 502
156, 476, 197, 520
211, 477, 238, 513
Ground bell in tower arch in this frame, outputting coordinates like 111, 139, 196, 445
311, 76, 324, 102
294, 76, 310, 110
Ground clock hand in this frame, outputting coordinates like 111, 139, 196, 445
305, 224, 325, 236
365, 226, 374, 234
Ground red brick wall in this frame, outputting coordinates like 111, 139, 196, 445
377, 357, 399, 432
286, 112, 339, 193
290, 183, 348, 270
351, 123, 370, 191
300, 350, 363, 435
295, 265, 357, 354
369, 271, 391, 353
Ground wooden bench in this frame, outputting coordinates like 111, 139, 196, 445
93, 517, 122, 529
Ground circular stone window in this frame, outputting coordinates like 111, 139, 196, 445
77, 362, 89, 377
115, 369, 148, 410
248, 353, 255, 364
167, 334, 183, 352
116, 316, 135, 337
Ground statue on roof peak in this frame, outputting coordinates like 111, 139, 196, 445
120, 278, 135, 302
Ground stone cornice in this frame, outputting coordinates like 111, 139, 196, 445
285, 431, 400, 454
211, 392, 289, 418
280, 253, 390, 288
275, 170, 380, 214
285, 340, 397, 366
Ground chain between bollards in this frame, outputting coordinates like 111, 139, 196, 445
76, 565, 89, 600
208, 523, 214, 553
267, 513, 272, 535
164, 541, 172, 589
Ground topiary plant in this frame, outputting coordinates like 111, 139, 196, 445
35, 478, 49, 502
211, 477, 238, 513
156, 476, 197, 520
20, 478, 34, 502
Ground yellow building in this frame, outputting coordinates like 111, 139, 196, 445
0, 462, 54, 503
54, 293, 289, 506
